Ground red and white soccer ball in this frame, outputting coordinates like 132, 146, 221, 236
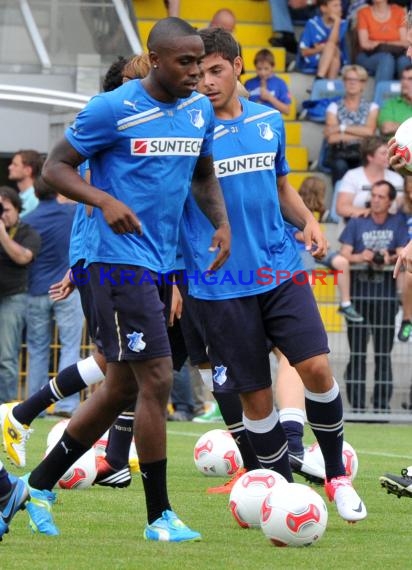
45, 419, 97, 490
260, 483, 328, 547
193, 429, 243, 477
229, 469, 288, 528
394, 118, 412, 172
306, 440, 359, 481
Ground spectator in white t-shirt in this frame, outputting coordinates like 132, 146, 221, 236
336, 135, 403, 220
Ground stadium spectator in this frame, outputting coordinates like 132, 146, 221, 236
324, 64, 378, 185
355, 0, 409, 83
0, 187, 40, 404
336, 135, 404, 220
180, 26, 367, 522
7, 150, 43, 217
297, 0, 349, 78
339, 180, 409, 411
210, 8, 237, 31
23, 177, 84, 418
286, 176, 364, 323
244, 48, 291, 115
18, 18, 230, 540
378, 64, 412, 139
267, 0, 312, 54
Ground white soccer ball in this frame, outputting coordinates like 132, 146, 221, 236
394, 118, 412, 171
193, 429, 243, 477
46, 418, 70, 449
45, 420, 97, 489
306, 440, 358, 480
260, 483, 328, 547
229, 469, 288, 528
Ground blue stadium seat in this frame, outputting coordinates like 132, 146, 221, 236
310, 78, 345, 100
300, 79, 345, 122
373, 80, 401, 107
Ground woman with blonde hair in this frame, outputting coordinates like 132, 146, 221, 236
324, 64, 378, 185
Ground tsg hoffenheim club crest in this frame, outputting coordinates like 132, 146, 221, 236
213, 365, 228, 386
257, 122, 274, 141
187, 109, 205, 128
127, 331, 146, 352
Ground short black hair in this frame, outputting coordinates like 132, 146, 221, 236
102, 56, 129, 92
147, 17, 198, 52
0, 185, 23, 213
199, 27, 239, 63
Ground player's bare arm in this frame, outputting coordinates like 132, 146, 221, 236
191, 154, 231, 270
43, 138, 142, 235
277, 175, 328, 258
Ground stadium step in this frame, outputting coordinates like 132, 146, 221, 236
285, 146, 308, 171
133, 0, 273, 22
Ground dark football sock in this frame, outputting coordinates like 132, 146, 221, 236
13, 363, 88, 426
105, 409, 134, 469
305, 379, 345, 480
214, 392, 261, 471
243, 408, 293, 482
139, 458, 171, 524
29, 432, 89, 491
0, 467, 11, 497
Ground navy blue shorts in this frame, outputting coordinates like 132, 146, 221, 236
89, 263, 171, 362
177, 280, 208, 366
196, 279, 329, 393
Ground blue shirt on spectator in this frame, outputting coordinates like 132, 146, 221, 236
24, 199, 76, 295
244, 74, 291, 109
298, 15, 348, 74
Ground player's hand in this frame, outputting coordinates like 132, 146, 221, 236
207, 222, 231, 272
49, 269, 75, 301
394, 241, 412, 277
169, 283, 183, 326
388, 137, 411, 176
101, 196, 143, 235
302, 219, 328, 259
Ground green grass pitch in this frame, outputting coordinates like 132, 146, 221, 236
1, 419, 411, 570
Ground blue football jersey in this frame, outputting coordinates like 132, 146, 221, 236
69, 161, 90, 267
180, 98, 302, 300
65, 79, 215, 273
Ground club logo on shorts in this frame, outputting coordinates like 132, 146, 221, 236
213, 365, 227, 386
126, 331, 146, 352
187, 109, 205, 129
257, 122, 274, 141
